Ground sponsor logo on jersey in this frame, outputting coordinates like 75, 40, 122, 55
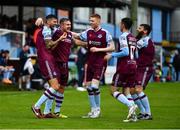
89, 40, 101, 45
64, 38, 72, 44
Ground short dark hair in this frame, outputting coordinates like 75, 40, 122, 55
140, 24, 151, 35
121, 18, 133, 30
60, 18, 70, 24
45, 14, 57, 20
23, 44, 29, 47
4, 50, 9, 54
90, 14, 101, 19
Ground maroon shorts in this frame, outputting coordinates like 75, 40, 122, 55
85, 64, 106, 82
135, 66, 153, 89
38, 59, 59, 81
112, 71, 136, 88
56, 62, 69, 86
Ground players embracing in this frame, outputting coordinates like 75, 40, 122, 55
32, 13, 154, 122
32, 15, 85, 118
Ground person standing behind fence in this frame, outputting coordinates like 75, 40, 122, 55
173, 50, 180, 81
76, 47, 87, 91
18, 44, 33, 90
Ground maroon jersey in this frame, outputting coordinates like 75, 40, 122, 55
137, 36, 155, 67
80, 28, 113, 66
35, 30, 54, 61
35, 30, 58, 80
52, 29, 73, 62
116, 32, 137, 74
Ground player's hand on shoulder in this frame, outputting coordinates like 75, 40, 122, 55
104, 54, 112, 61
35, 18, 43, 26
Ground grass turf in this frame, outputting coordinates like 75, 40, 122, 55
0, 82, 180, 129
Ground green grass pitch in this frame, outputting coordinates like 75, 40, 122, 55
0, 82, 180, 129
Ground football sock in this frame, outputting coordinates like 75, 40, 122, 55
92, 84, 100, 108
126, 94, 135, 105
138, 92, 151, 115
87, 86, 96, 108
34, 87, 56, 109
113, 91, 132, 108
54, 91, 64, 113
44, 99, 54, 114
132, 94, 145, 114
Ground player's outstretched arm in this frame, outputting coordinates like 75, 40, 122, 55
90, 41, 115, 53
71, 31, 80, 39
73, 38, 87, 47
111, 47, 129, 58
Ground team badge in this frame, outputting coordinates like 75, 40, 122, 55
53, 72, 57, 76
98, 34, 102, 38
89, 34, 92, 38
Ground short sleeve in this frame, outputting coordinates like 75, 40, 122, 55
106, 31, 113, 45
137, 37, 149, 49
79, 30, 88, 41
42, 26, 52, 40
119, 35, 128, 49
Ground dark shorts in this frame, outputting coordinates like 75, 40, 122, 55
135, 66, 153, 89
56, 62, 69, 86
85, 64, 106, 82
20, 69, 30, 76
38, 59, 59, 81
112, 71, 136, 88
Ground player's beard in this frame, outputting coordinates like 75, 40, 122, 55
136, 31, 144, 41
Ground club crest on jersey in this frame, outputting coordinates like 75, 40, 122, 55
89, 34, 92, 38
68, 34, 72, 38
53, 72, 57, 76
98, 34, 102, 38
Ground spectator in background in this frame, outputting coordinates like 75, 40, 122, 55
18, 44, 34, 90
25, 18, 37, 54
154, 64, 162, 82
0, 15, 18, 29
76, 47, 87, 91
173, 50, 180, 81
0, 50, 15, 84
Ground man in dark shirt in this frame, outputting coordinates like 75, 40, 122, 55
173, 50, 180, 81
0, 50, 15, 84
18, 44, 32, 90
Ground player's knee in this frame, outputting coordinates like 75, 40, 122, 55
135, 86, 143, 94
110, 86, 116, 96
58, 86, 65, 93
48, 78, 60, 90
51, 84, 59, 90
130, 87, 136, 94
87, 86, 93, 95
